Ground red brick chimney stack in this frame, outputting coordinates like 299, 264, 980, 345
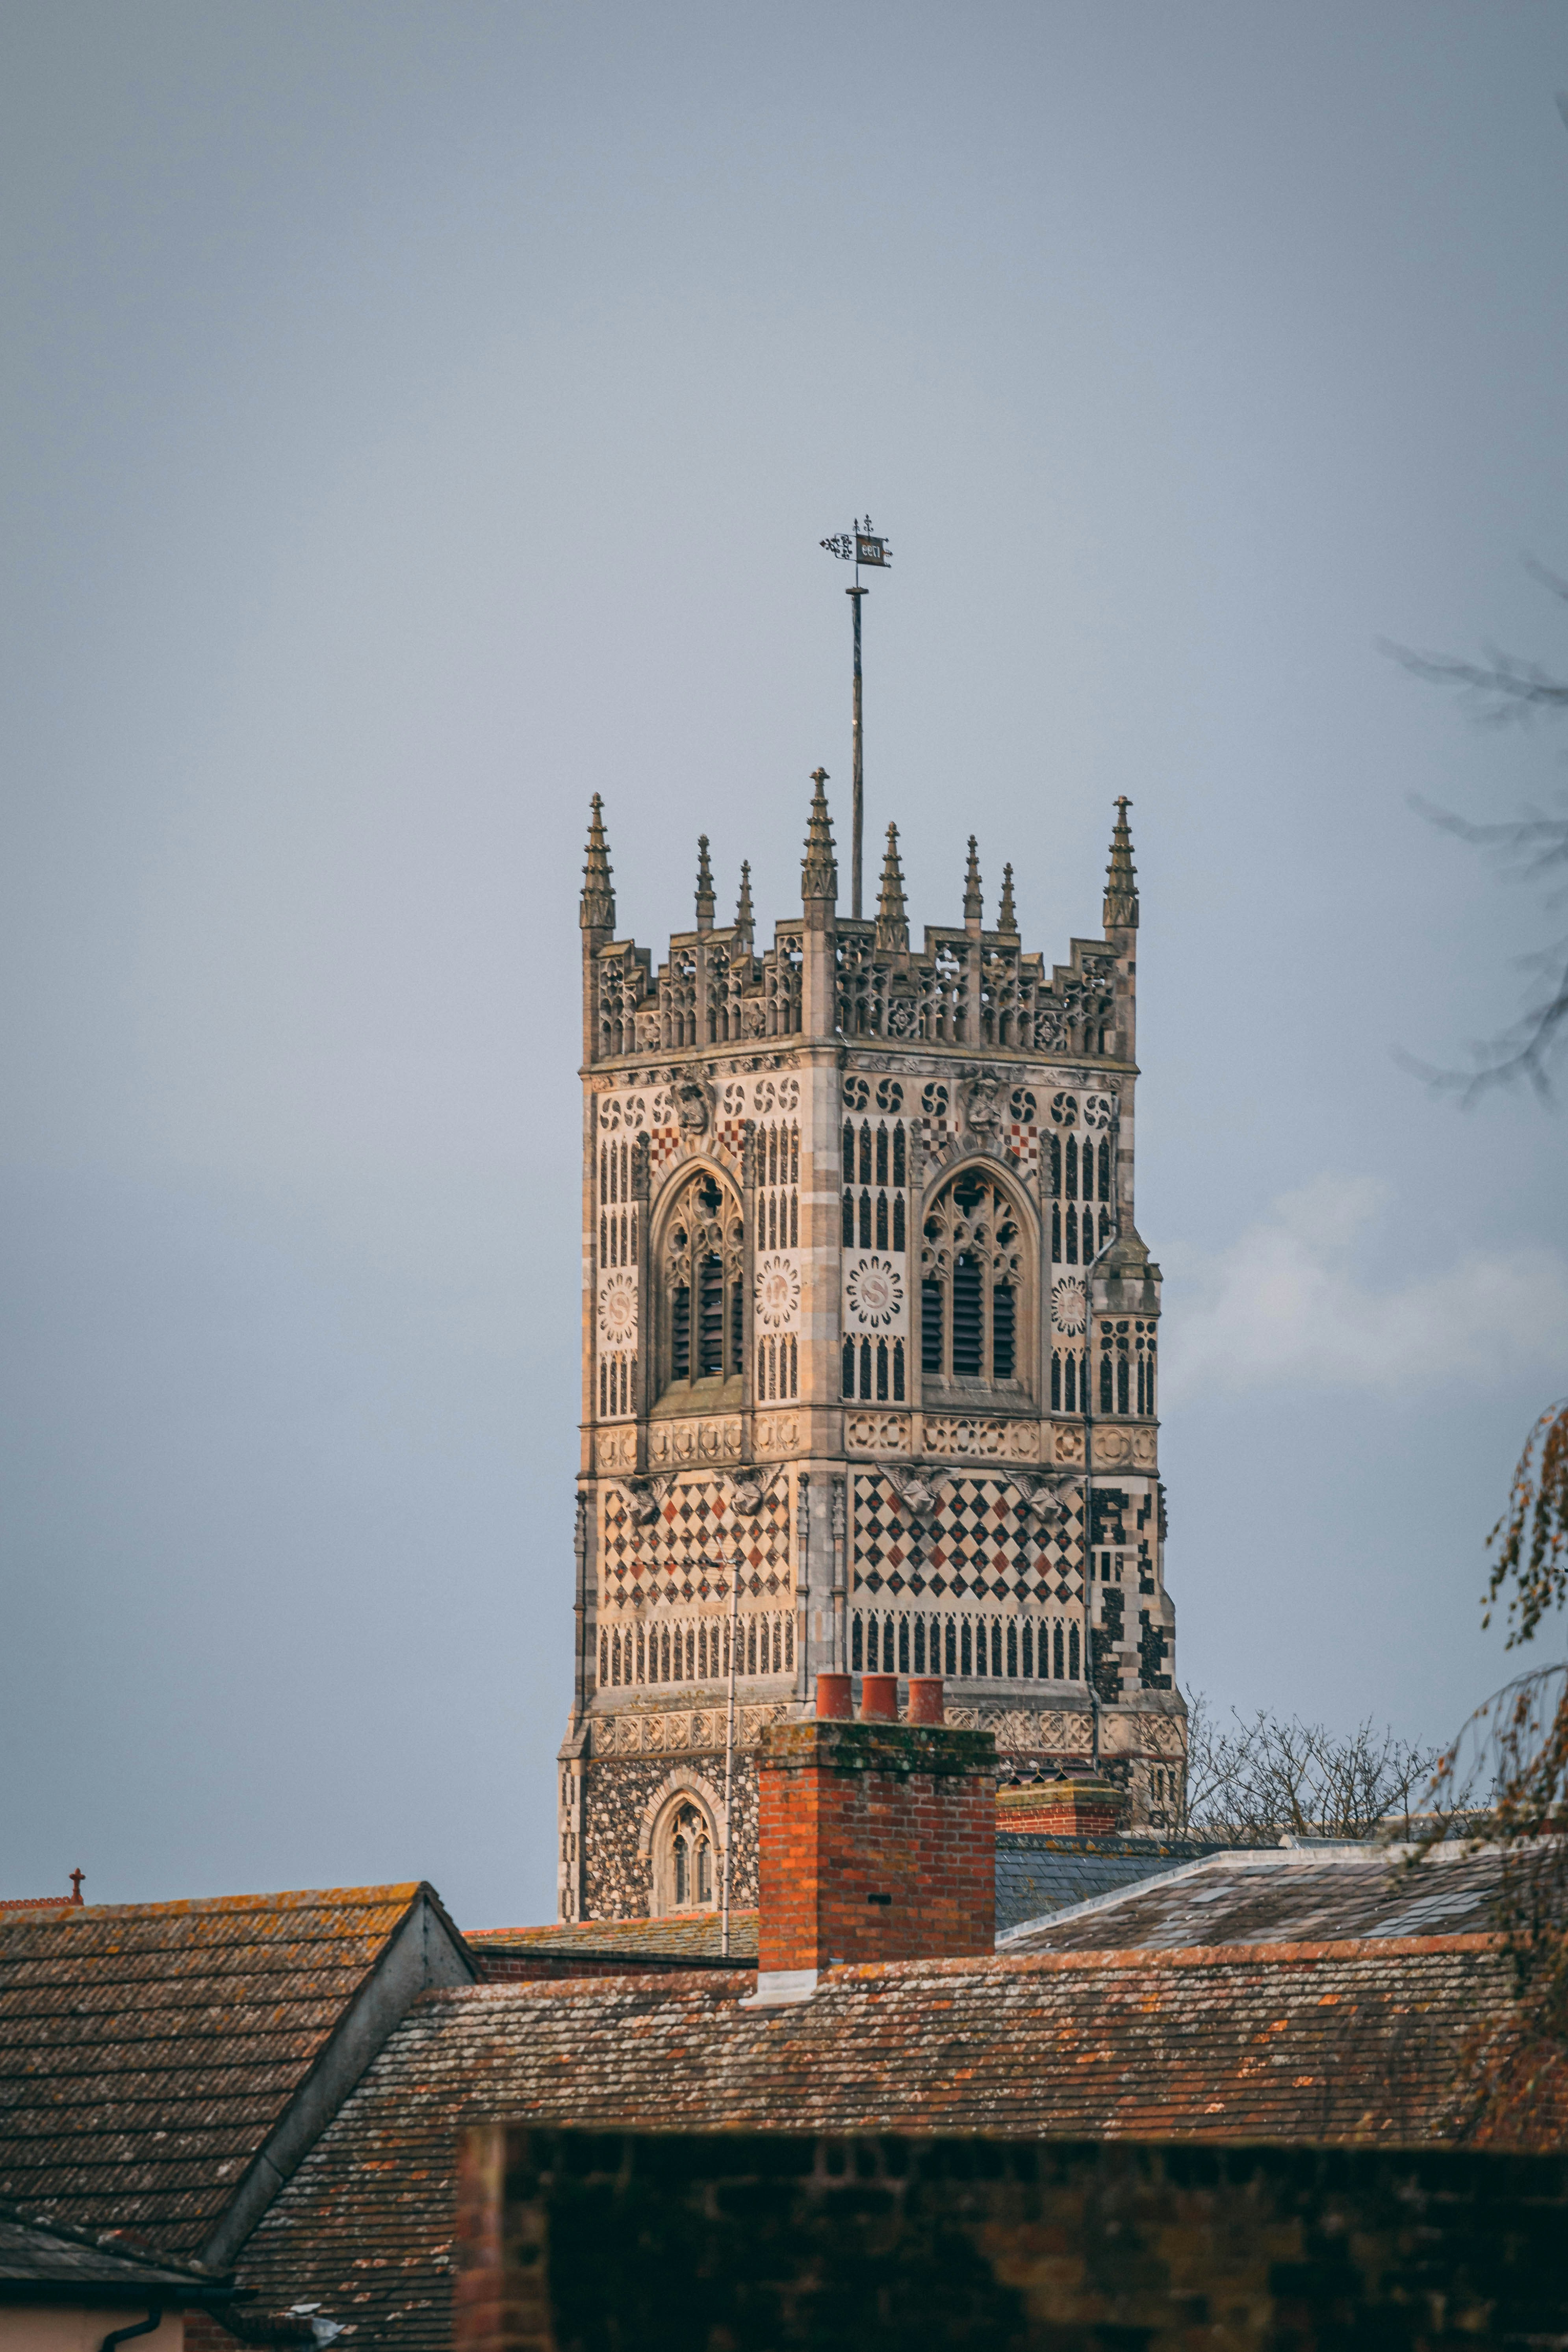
749, 1676, 997, 2006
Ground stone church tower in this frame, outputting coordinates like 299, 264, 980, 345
557, 777, 1184, 1922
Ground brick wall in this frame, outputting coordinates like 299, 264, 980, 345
756, 1715, 995, 1977
455, 2123, 1568, 2352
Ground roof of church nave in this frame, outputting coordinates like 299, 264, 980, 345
234, 1929, 1552, 2351
466, 1908, 760, 1975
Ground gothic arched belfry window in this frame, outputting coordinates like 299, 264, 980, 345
658, 1169, 745, 1402
920, 1169, 1030, 1393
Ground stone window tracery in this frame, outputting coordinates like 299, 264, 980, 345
850, 1607, 1081, 1684
599, 1608, 794, 1687
651, 1795, 716, 1915
597, 1132, 639, 1420
659, 1170, 744, 1402
919, 1170, 1028, 1394
841, 1106, 910, 1404
1097, 1318, 1156, 1418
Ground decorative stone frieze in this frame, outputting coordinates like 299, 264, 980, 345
591, 1704, 789, 1758
753, 1413, 801, 1455
647, 1417, 742, 1467
845, 1411, 910, 1453
924, 1416, 1040, 1461
595, 1427, 637, 1473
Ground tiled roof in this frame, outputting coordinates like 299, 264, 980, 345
995, 1834, 1225, 1933
238, 1932, 1544, 2349
0, 1883, 445, 2257
466, 1912, 759, 1970
999, 1842, 1506, 1952
0, 2196, 226, 2295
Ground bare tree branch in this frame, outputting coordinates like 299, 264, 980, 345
1384, 566, 1568, 1095
1179, 1692, 1437, 1843
1381, 637, 1568, 726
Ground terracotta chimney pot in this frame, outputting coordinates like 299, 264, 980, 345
907, 1676, 944, 1725
815, 1673, 853, 1720
859, 1673, 898, 1721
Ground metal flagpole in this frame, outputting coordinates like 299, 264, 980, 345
1080, 1123, 1122, 1775
820, 516, 892, 923
849, 576, 866, 919
720, 1559, 740, 1957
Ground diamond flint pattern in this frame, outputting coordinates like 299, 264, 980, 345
604, 1480, 790, 1585
852, 1472, 1079, 1597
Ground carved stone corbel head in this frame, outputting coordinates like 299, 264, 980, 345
964, 1070, 1003, 1138
621, 1473, 674, 1526
885, 1463, 942, 1517
675, 1075, 711, 1134
730, 1463, 783, 1518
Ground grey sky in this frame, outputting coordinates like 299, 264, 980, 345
2, 3, 1566, 1925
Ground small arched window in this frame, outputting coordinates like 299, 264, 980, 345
920, 1170, 1028, 1393
655, 1797, 716, 1915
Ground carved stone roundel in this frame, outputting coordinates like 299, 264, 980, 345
598, 1271, 638, 1345
754, 1255, 801, 1331
845, 1256, 904, 1330
1052, 1277, 1087, 1335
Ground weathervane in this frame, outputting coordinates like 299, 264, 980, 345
820, 516, 892, 919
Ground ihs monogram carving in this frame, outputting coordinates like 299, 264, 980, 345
754, 1254, 801, 1332
1051, 1277, 1087, 1334
597, 1272, 637, 1347
844, 1256, 904, 1331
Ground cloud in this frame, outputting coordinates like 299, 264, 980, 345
1160, 1174, 1568, 1402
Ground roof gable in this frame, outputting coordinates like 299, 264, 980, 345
0, 1881, 473, 2261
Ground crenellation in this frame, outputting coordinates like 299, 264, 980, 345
560, 775, 1183, 1927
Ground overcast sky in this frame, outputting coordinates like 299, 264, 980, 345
3, 3, 1567, 1927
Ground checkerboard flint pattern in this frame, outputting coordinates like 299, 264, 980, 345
852, 1472, 1083, 1607
921, 1111, 1041, 1179
603, 1479, 792, 1604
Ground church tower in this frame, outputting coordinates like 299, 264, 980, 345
557, 780, 1183, 1922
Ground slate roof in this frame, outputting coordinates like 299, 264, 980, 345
998, 1841, 1506, 1953
465, 1911, 758, 1973
0, 1883, 448, 2257
0, 2196, 228, 2298
238, 1932, 1543, 2349
995, 1833, 1225, 1934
